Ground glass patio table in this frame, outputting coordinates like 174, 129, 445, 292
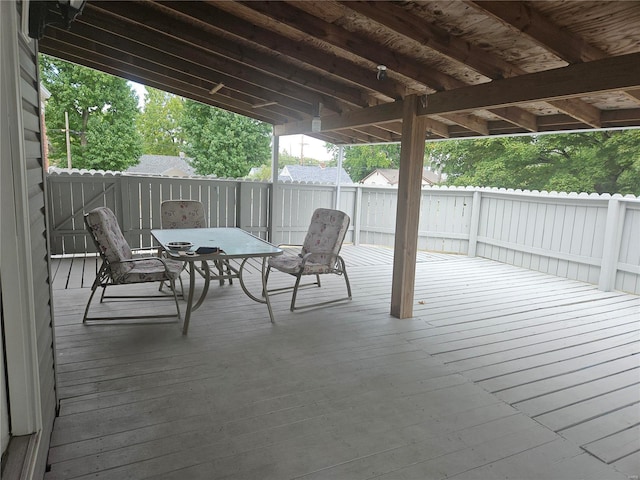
151, 227, 283, 334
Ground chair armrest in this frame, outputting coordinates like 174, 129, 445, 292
115, 256, 174, 272
298, 251, 339, 268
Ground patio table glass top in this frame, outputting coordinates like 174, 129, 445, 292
151, 227, 282, 259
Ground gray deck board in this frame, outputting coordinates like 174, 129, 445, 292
583, 424, 640, 464
46, 247, 638, 479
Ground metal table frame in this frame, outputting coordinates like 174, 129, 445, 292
151, 227, 283, 334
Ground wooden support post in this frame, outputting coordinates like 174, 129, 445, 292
269, 133, 280, 243
391, 95, 428, 319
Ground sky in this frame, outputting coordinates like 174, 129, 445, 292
130, 82, 332, 161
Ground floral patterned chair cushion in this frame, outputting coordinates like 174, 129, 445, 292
269, 208, 350, 274
85, 207, 182, 284
161, 200, 207, 229
266, 208, 352, 311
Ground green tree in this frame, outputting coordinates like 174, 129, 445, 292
429, 130, 640, 195
278, 149, 303, 166
329, 144, 401, 182
138, 87, 185, 155
40, 55, 142, 170
181, 100, 272, 177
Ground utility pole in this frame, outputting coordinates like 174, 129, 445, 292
64, 111, 72, 168
299, 135, 308, 165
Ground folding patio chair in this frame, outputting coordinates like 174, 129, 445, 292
160, 199, 236, 285
83, 206, 183, 323
265, 208, 352, 311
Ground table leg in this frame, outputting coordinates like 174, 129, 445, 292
182, 262, 196, 335
261, 257, 275, 323
238, 257, 276, 323
182, 260, 211, 335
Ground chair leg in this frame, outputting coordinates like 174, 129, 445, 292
99, 285, 108, 303
289, 257, 351, 311
289, 273, 304, 311
82, 284, 100, 324
169, 278, 182, 320
339, 256, 352, 299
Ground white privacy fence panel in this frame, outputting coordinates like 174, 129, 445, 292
47, 171, 262, 253
119, 175, 241, 249
475, 191, 610, 286
47, 172, 120, 254
419, 189, 474, 254
46, 172, 640, 294
357, 187, 398, 247
238, 181, 271, 239
273, 182, 340, 245
617, 200, 640, 294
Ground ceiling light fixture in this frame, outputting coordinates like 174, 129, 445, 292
376, 65, 387, 81
29, 0, 86, 40
311, 116, 322, 132
311, 102, 322, 132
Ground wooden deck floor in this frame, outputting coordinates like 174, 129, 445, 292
47, 246, 639, 480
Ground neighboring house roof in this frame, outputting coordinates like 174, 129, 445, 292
125, 154, 197, 177
278, 165, 354, 184
361, 168, 441, 186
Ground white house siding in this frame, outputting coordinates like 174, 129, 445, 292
1, 2, 57, 478
362, 171, 391, 186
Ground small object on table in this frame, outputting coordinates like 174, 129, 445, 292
166, 241, 193, 251
195, 246, 220, 255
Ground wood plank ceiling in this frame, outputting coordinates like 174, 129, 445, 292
39, 1, 640, 146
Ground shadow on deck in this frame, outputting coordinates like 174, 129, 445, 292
47, 245, 639, 479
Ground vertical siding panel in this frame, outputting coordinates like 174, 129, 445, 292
16, 17, 57, 478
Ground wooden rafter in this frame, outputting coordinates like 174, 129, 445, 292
38, 0, 640, 142
158, 1, 403, 102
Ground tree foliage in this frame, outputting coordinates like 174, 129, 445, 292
137, 87, 185, 155
181, 100, 272, 178
39, 55, 142, 170
429, 130, 640, 195
329, 144, 401, 182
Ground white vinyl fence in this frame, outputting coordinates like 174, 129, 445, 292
47, 171, 640, 294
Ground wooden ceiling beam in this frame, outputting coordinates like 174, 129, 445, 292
49, 18, 315, 118
279, 51, 640, 135
418, 53, 640, 116
345, 1, 605, 130
473, 1, 607, 63
39, 39, 288, 125
86, 2, 361, 115
342, 1, 515, 81
275, 101, 404, 136
440, 113, 489, 136
422, 119, 450, 139
341, 1, 543, 132
546, 99, 601, 129
623, 90, 640, 104
601, 108, 640, 126
470, 0, 613, 127
237, 0, 465, 92
157, 1, 403, 102
490, 107, 538, 132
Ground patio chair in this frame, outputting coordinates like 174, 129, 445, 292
83, 206, 182, 323
265, 208, 352, 311
160, 199, 235, 285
